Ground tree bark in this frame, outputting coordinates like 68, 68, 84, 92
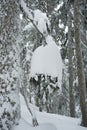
74, 0, 87, 127
67, 6, 75, 117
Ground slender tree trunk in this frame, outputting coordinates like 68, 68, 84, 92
67, 6, 75, 117
74, 0, 87, 127
0, 1, 20, 129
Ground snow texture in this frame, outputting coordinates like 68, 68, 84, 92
23, 23, 33, 31
20, 0, 50, 36
33, 9, 50, 35
14, 94, 86, 130
20, 0, 33, 20
30, 35, 63, 88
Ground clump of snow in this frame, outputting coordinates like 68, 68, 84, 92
20, 14, 23, 20
59, 19, 64, 29
20, 0, 50, 36
64, 26, 68, 34
30, 35, 63, 88
20, 0, 33, 20
23, 23, 33, 31
55, 1, 64, 11
33, 9, 50, 35
46, 35, 55, 45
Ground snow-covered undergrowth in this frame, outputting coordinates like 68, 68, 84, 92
14, 94, 87, 130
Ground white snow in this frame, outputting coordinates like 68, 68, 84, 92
23, 23, 33, 31
20, 0, 50, 36
30, 35, 63, 88
20, 14, 23, 20
64, 26, 68, 34
20, 0, 33, 20
59, 19, 64, 29
33, 9, 50, 35
55, 2, 64, 11
14, 94, 87, 130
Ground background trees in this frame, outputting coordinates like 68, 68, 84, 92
0, 0, 87, 128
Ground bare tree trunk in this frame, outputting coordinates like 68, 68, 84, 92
74, 0, 87, 127
67, 5, 75, 117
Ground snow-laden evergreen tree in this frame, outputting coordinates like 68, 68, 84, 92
20, 0, 70, 115
20, 0, 87, 120
0, 0, 20, 129
30, 35, 63, 112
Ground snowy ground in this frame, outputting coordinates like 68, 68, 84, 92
13, 95, 87, 130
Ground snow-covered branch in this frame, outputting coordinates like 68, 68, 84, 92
20, 0, 50, 45
20, 0, 33, 20
24, 17, 48, 45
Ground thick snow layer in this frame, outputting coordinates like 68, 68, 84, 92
14, 94, 86, 130
30, 35, 63, 88
33, 9, 50, 35
20, 0, 50, 36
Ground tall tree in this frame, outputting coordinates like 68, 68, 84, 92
0, 0, 20, 129
74, 0, 87, 127
67, 2, 75, 117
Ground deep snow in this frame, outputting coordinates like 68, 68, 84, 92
14, 94, 87, 130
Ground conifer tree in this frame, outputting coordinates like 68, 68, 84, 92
0, 0, 20, 129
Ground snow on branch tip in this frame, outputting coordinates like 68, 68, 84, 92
20, 0, 33, 20
20, 0, 51, 44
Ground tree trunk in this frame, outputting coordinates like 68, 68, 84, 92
74, 0, 87, 127
0, 0, 20, 129
67, 6, 75, 117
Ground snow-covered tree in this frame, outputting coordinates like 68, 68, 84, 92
30, 35, 63, 112
0, 0, 20, 129
20, 0, 87, 119
20, 0, 70, 115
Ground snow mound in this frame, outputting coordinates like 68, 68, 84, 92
14, 93, 86, 130
14, 94, 57, 130
30, 35, 63, 88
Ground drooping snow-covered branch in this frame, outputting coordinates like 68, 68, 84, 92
20, 0, 50, 45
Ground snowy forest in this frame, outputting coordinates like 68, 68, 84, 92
0, 0, 87, 130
